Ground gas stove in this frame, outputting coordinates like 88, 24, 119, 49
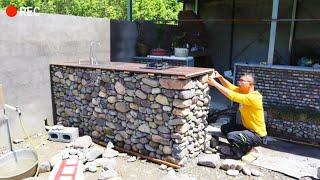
143, 61, 173, 70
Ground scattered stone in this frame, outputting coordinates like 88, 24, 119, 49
107, 141, 114, 149
73, 136, 92, 149
103, 148, 119, 158
220, 159, 244, 171
85, 148, 103, 162
197, 154, 220, 168
98, 169, 118, 180
159, 164, 167, 170
62, 154, 69, 160
39, 161, 52, 173
69, 149, 78, 155
101, 158, 117, 170
167, 169, 175, 175
69, 155, 79, 160
127, 156, 137, 162
251, 168, 263, 176
118, 153, 127, 157
242, 166, 251, 176
227, 169, 240, 176
88, 164, 98, 173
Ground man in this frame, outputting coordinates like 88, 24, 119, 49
208, 71, 267, 162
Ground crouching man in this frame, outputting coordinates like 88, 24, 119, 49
208, 71, 267, 162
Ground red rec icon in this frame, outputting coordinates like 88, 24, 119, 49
6, 5, 18, 17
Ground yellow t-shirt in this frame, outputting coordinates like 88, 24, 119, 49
223, 81, 267, 137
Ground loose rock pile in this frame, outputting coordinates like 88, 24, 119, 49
48, 135, 124, 179
197, 139, 264, 178
51, 65, 211, 164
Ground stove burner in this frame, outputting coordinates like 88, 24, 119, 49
144, 62, 173, 70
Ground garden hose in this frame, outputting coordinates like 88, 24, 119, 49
18, 114, 41, 177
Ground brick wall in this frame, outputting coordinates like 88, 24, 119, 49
235, 64, 320, 111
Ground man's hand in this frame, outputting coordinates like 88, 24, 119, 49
211, 70, 222, 79
208, 75, 219, 87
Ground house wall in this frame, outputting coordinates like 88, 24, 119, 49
235, 63, 320, 144
235, 63, 320, 111
0, 12, 110, 143
183, 0, 320, 71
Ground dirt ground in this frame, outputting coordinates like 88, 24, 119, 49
0, 132, 298, 180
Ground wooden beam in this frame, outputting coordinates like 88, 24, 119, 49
93, 139, 181, 169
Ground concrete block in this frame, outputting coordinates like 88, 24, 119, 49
48, 127, 79, 143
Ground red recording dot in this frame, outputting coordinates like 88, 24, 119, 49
6, 5, 18, 17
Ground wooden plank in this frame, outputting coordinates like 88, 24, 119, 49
92, 139, 181, 169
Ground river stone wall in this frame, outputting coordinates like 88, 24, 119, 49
50, 65, 212, 165
266, 118, 320, 145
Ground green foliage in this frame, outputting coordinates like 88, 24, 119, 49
1, 0, 183, 23
133, 0, 182, 24
266, 105, 320, 124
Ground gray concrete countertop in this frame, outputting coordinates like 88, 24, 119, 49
50, 62, 214, 79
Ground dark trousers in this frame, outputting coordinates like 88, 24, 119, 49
221, 123, 263, 158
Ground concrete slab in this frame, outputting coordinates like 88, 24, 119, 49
253, 137, 320, 179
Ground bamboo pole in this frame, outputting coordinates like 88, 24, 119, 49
92, 139, 181, 169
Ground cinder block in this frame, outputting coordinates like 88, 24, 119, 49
48, 127, 79, 143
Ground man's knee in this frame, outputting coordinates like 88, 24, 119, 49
226, 131, 239, 142
221, 123, 231, 135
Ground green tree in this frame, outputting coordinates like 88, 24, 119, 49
1, 0, 183, 24
133, 0, 182, 24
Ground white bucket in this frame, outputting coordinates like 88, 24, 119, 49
174, 48, 189, 57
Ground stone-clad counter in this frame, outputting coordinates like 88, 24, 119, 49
50, 62, 213, 165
